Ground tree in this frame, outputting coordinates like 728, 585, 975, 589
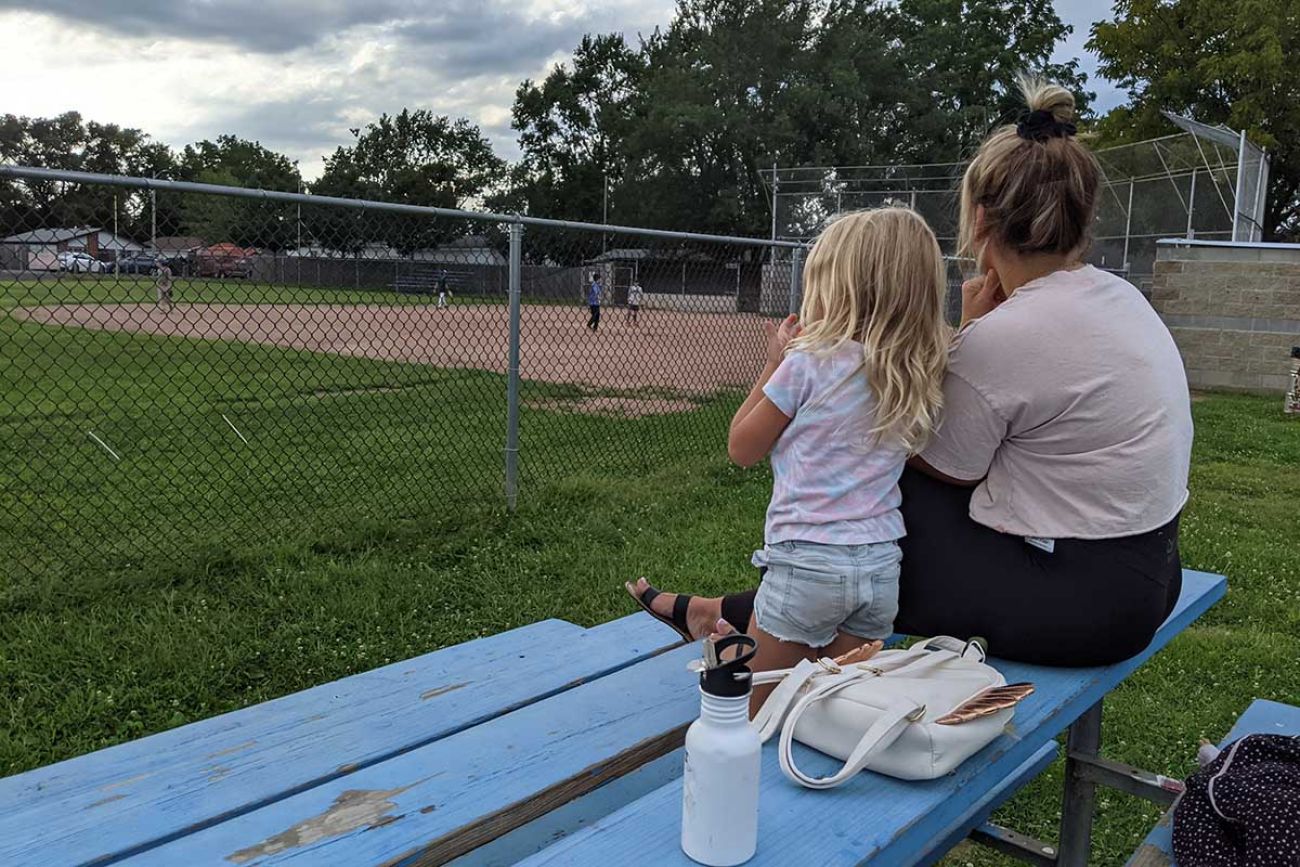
1089, 0, 1300, 239
622, 0, 827, 236
0, 112, 176, 240
894, 0, 1091, 162
512, 33, 643, 235
311, 110, 504, 252
506, 0, 1090, 238
177, 136, 302, 248
794, 1, 916, 168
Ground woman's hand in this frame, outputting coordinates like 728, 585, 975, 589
960, 269, 1006, 328
764, 314, 801, 367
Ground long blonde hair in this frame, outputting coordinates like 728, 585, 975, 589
959, 76, 1101, 265
792, 207, 948, 453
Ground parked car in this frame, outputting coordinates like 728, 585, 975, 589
56, 251, 105, 273
115, 252, 164, 275
195, 244, 253, 279
160, 254, 189, 275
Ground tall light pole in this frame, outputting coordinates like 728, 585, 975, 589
602, 168, 609, 254
295, 159, 302, 253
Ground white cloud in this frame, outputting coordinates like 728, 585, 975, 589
1, 2, 673, 177
2, 1, 1115, 181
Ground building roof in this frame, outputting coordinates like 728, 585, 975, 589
150, 236, 206, 252
588, 247, 716, 264
1, 226, 101, 244
443, 234, 494, 249
590, 247, 652, 262
410, 248, 507, 266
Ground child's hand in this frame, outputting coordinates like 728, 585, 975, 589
764, 314, 801, 367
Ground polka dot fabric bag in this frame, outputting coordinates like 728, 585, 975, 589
1173, 734, 1300, 866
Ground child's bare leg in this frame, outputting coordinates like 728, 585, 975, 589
821, 631, 883, 662
745, 613, 817, 718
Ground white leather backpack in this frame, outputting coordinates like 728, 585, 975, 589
751, 637, 1029, 788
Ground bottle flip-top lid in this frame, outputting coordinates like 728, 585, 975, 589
699, 633, 758, 698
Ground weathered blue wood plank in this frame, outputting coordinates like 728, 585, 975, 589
0, 614, 682, 867
122, 641, 706, 866
446, 750, 687, 867
914, 742, 1059, 867
1123, 699, 1300, 867
516, 570, 1225, 867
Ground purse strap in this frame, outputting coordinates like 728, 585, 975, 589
777, 676, 919, 789
751, 658, 823, 741
752, 646, 961, 744
753, 646, 968, 789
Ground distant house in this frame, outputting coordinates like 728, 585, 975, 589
150, 236, 206, 256
589, 247, 655, 265
0, 227, 144, 270
1, 227, 147, 270
585, 246, 747, 307
411, 235, 507, 268
361, 241, 401, 260
94, 231, 147, 261
281, 235, 507, 268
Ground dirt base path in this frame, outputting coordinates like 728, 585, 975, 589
14, 302, 766, 396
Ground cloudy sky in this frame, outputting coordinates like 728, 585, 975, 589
2, 1, 1123, 179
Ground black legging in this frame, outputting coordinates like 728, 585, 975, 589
587, 304, 601, 331
720, 467, 1183, 667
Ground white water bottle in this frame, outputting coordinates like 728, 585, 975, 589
681, 634, 761, 866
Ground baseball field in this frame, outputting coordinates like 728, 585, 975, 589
1, 274, 1297, 866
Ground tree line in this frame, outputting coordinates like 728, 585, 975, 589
1, 0, 1295, 248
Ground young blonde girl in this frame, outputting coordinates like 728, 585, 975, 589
726, 208, 948, 710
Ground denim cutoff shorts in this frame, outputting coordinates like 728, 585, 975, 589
752, 539, 902, 648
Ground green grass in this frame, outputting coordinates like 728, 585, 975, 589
0, 277, 739, 772
1, 277, 1297, 864
0, 274, 496, 307
1, 273, 583, 310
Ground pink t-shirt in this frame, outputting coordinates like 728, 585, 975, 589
762, 341, 908, 545
921, 265, 1193, 539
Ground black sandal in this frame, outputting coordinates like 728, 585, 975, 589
625, 579, 695, 643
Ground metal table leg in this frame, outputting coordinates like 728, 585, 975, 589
1058, 700, 1104, 867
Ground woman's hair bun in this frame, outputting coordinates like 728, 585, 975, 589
957, 74, 1100, 259
1019, 74, 1075, 125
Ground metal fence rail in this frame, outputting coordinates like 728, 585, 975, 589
1, 165, 827, 587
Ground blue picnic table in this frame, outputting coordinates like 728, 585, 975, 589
0, 570, 1228, 866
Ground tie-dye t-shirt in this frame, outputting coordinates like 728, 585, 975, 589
761, 340, 908, 545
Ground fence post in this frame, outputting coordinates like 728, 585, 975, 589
1121, 179, 1134, 274
505, 221, 523, 511
788, 246, 804, 316
1232, 128, 1247, 242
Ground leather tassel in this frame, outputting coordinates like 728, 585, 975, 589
832, 640, 884, 667
935, 683, 1035, 725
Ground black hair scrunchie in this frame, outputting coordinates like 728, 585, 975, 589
1016, 109, 1077, 142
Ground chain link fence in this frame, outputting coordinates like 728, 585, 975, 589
767, 126, 1270, 294
1, 165, 819, 591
